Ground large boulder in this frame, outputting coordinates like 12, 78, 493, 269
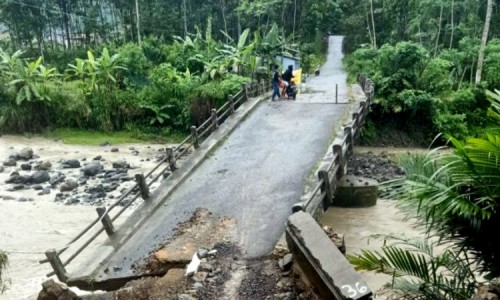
38, 161, 52, 171
6, 174, 32, 184
83, 161, 103, 177
60, 179, 78, 192
62, 159, 81, 169
17, 147, 34, 160
3, 158, 17, 167
32, 171, 50, 184
37, 279, 79, 300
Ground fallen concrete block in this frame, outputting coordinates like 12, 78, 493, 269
286, 211, 372, 299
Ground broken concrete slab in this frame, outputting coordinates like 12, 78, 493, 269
286, 211, 372, 299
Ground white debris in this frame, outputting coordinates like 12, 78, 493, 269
185, 252, 201, 276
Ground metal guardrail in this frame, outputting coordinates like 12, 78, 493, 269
40, 80, 272, 282
292, 74, 375, 214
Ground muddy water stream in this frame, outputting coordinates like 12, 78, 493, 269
0, 135, 167, 299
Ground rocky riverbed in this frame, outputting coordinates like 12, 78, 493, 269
0, 135, 185, 300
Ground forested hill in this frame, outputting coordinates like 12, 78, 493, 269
0, 0, 339, 49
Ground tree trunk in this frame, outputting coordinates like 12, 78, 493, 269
293, 0, 297, 42
58, 0, 72, 49
135, 0, 142, 47
370, 0, 377, 48
475, 0, 493, 85
219, 0, 228, 39
449, 0, 454, 49
183, 0, 188, 36
434, 4, 443, 57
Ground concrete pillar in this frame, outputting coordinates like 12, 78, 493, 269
166, 147, 177, 171
135, 174, 150, 200
229, 94, 235, 113
190, 126, 199, 149
211, 108, 218, 131
45, 249, 68, 282
96, 207, 115, 236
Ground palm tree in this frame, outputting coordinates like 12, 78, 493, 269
349, 236, 478, 300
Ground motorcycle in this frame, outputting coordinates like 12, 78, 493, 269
286, 79, 298, 100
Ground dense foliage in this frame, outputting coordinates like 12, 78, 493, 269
0, 0, 335, 134
341, 0, 500, 145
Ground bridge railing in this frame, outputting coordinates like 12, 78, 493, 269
292, 74, 375, 214
40, 80, 272, 282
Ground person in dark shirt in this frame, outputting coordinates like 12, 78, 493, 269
282, 65, 294, 82
271, 65, 281, 101
282, 65, 294, 96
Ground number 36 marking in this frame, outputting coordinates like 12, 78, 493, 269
341, 282, 368, 297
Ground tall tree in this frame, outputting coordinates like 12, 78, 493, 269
475, 0, 493, 85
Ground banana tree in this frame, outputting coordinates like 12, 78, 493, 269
6, 56, 57, 105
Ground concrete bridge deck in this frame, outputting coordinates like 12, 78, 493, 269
74, 36, 353, 285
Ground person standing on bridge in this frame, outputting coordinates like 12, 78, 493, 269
271, 65, 281, 101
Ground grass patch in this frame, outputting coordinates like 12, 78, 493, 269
46, 128, 186, 145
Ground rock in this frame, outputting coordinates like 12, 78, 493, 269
17, 147, 33, 160
49, 173, 65, 186
207, 250, 218, 256
42, 187, 51, 195
93, 155, 102, 161
200, 263, 213, 272
110, 147, 119, 152
278, 254, 293, 272
62, 159, 81, 169
32, 171, 50, 184
197, 248, 208, 259
3, 159, 17, 167
193, 272, 208, 282
33, 185, 43, 190
163, 172, 171, 179
132, 151, 139, 156
13, 184, 25, 190
38, 161, 52, 171
37, 279, 79, 300
86, 184, 106, 198
193, 282, 204, 290
83, 161, 103, 177
112, 160, 129, 169
100, 141, 109, 146
21, 163, 32, 171
0, 166, 4, 173
6, 174, 32, 184
60, 180, 78, 192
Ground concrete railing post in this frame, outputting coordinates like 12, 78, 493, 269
229, 94, 235, 113
210, 108, 218, 131
344, 126, 354, 156
190, 126, 199, 149
135, 174, 150, 200
96, 207, 115, 236
242, 84, 249, 101
335, 84, 338, 104
166, 147, 177, 171
333, 144, 344, 180
318, 170, 333, 208
45, 249, 68, 282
